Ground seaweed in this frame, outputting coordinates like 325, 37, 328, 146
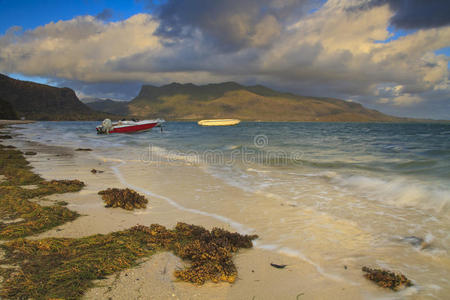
75, 148, 92, 151
0, 144, 42, 186
0, 135, 12, 139
132, 223, 258, 285
0, 223, 257, 299
362, 266, 413, 290
98, 188, 148, 210
0, 145, 83, 239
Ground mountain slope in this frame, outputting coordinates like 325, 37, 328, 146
82, 98, 129, 115
0, 98, 18, 120
0, 74, 109, 120
128, 82, 405, 122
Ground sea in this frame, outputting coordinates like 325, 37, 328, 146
11, 121, 450, 297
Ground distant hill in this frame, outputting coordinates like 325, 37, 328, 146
126, 82, 407, 122
82, 98, 129, 115
0, 98, 18, 120
0, 74, 111, 120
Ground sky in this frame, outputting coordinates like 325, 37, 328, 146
0, 0, 449, 119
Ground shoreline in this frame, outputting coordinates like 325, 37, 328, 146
0, 124, 432, 299
0, 120, 35, 125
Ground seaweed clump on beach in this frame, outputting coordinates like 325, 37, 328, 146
0, 223, 257, 299
132, 222, 258, 284
0, 144, 82, 239
98, 188, 148, 210
362, 266, 413, 290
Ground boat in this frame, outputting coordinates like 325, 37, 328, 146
197, 119, 241, 126
96, 119, 164, 134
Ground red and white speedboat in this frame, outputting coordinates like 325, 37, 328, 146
96, 119, 164, 134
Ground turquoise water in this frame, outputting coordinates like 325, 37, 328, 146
16, 121, 450, 212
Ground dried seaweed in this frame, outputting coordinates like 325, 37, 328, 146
0, 223, 257, 299
132, 223, 258, 284
0, 145, 83, 239
362, 266, 413, 290
98, 188, 148, 210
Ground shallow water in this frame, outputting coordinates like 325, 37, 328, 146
13, 121, 450, 298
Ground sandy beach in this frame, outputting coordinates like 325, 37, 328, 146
1, 122, 448, 299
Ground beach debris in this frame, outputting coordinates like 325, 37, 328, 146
0, 135, 12, 139
402, 236, 431, 250
362, 266, 413, 290
75, 148, 92, 151
270, 263, 287, 269
98, 188, 148, 210
0, 222, 258, 299
24, 151, 37, 155
90, 168, 104, 174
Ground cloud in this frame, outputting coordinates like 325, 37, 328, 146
350, 0, 450, 29
95, 8, 114, 21
0, 14, 162, 82
0, 0, 448, 118
146, 0, 316, 51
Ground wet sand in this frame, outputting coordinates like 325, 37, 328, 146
1, 126, 429, 300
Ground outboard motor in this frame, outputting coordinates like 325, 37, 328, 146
97, 119, 113, 134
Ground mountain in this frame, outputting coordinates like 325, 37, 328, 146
0, 74, 110, 120
127, 82, 406, 122
0, 98, 18, 120
82, 98, 129, 115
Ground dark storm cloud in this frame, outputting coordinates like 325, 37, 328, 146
95, 8, 113, 21
350, 0, 450, 29
146, 0, 317, 51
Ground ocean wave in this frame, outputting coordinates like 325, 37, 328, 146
328, 174, 450, 213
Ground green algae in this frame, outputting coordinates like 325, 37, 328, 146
0, 223, 257, 299
0, 144, 82, 239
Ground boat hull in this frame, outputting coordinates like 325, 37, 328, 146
109, 122, 157, 133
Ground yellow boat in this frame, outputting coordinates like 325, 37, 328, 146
197, 119, 241, 126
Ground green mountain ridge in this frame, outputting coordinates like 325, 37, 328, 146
126, 82, 407, 122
